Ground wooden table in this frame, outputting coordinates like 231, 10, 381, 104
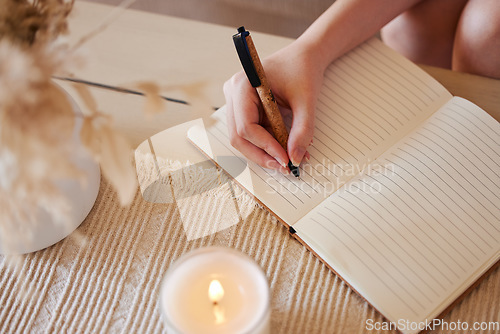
6, 1, 494, 333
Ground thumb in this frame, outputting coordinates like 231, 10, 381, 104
287, 100, 315, 167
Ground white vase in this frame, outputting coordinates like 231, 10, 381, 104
0, 84, 101, 255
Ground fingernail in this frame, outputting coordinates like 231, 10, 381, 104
274, 156, 287, 168
291, 146, 306, 167
304, 151, 311, 162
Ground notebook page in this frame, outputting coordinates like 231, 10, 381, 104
188, 37, 451, 225
292, 97, 500, 332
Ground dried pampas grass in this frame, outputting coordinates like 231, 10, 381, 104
0, 0, 80, 247
0, 0, 73, 47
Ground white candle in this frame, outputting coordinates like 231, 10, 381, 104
159, 247, 270, 334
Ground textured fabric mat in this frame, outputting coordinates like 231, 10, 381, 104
0, 161, 498, 333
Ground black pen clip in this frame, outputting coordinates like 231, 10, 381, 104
233, 26, 261, 87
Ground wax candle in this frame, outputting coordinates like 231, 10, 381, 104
159, 247, 270, 334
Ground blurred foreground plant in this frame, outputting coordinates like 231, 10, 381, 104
0, 0, 212, 250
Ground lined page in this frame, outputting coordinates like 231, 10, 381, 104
188, 37, 451, 225
293, 97, 500, 330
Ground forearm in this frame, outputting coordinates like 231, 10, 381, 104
296, 0, 423, 71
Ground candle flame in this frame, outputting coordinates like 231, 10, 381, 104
208, 279, 224, 304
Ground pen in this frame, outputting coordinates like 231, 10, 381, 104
232, 26, 300, 178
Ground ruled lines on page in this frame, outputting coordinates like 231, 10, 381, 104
287, 37, 452, 210
293, 97, 500, 325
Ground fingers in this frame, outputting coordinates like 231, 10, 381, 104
224, 68, 317, 174
224, 74, 290, 174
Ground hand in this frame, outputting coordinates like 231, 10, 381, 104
223, 40, 326, 174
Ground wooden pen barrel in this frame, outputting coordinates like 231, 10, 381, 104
245, 35, 290, 152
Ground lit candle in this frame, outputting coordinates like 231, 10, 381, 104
159, 247, 270, 334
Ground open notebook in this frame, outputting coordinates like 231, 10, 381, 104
188, 37, 500, 333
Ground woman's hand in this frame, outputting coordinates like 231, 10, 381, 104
223, 40, 326, 174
